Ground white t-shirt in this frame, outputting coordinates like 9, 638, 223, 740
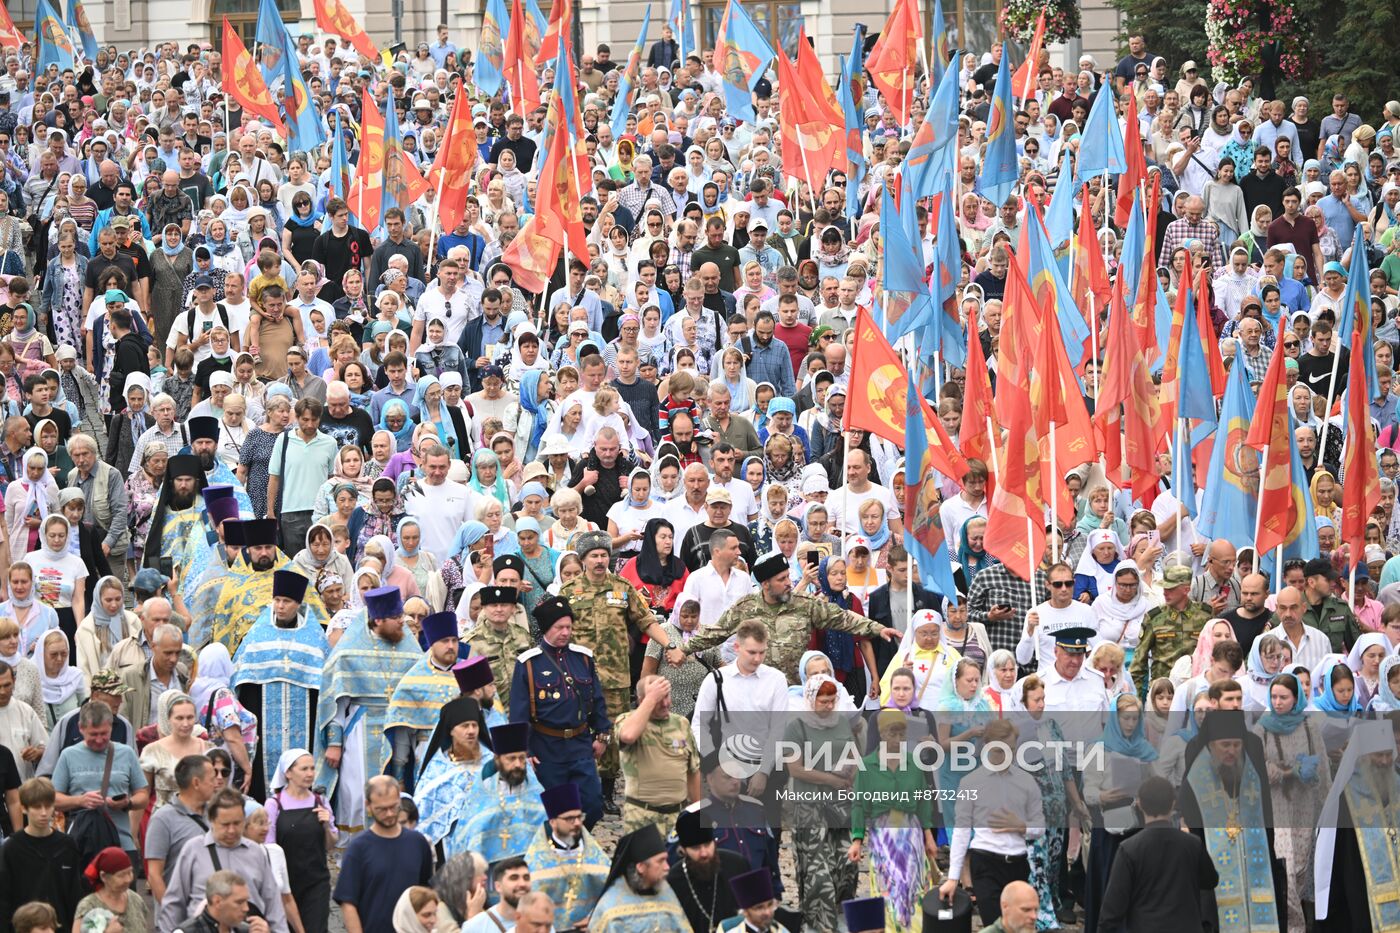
827, 482, 901, 535
166, 304, 231, 363
23, 548, 88, 610
720, 476, 759, 521
413, 287, 471, 346
605, 500, 664, 556
84, 296, 147, 330
404, 480, 474, 556
222, 299, 252, 341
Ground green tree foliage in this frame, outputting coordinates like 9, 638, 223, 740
1294, 0, 1400, 119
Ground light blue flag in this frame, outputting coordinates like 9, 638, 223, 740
907, 58, 959, 200
840, 26, 867, 218
882, 179, 933, 342
930, 0, 949, 83
1077, 84, 1126, 179
1176, 272, 1218, 425
255, 0, 287, 86
974, 44, 1017, 209
904, 373, 960, 601
475, 0, 507, 97
65, 0, 97, 63
670, 0, 694, 65
274, 23, 324, 151
714, 0, 775, 124
1026, 205, 1090, 368
930, 174, 966, 368
329, 110, 353, 200
1198, 360, 1258, 544
523, 0, 547, 39
1043, 146, 1076, 249
35, 0, 75, 73
1335, 226, 1380, 400
610, 6, 651, 140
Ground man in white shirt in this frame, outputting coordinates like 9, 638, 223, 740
410, 257, 472, 350
667, 463, 711, 541
827, 449, 903, 537
939, 459, 988, 550
1016, 563, 1099, 672
938, 722, 1044, 925
166, 273, 239, 367
1032, 625, 1111, 715
678, 529, 755, 630
709, 444, 757, 522
691, 619, 789, 796
0, 662, 46, 780
1267, 584, 1330, 670
288, 269, 335, 342
403, 443, 474, 556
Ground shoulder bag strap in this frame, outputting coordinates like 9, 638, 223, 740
98, 741, 114, 799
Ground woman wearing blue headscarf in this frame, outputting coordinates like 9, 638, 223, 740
412, 375, 460, 458
1083, 694, 1159, 933
440, 520, 492, 609
468, 448, 510, 508
506, 369, 554, 462
376, 397, 415, 451
933, 657, 991, 831
816, 556, 872, 699
1256, 671, 1331, 933
955, 516, 996, 585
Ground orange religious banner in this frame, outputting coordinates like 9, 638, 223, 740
220, 19, 285, 133
314, 0, 378, 60
843, 307, 967, 481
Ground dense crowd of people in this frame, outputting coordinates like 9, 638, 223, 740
0, 10, 1389, 933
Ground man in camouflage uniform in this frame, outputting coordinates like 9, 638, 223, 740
459, 585, 533, 709
1300, 557, 1362, 653
616, 674, 699, 837
560, 531, 678, 813
668, 550, 900, 684
1128, 564, 1214, 690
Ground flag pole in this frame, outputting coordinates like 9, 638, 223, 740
425, 160, 450, 278
1318, 335, 1345, 461
1087, 292, 1099, 398
1251, 444, 1268, 577
1049, 419, 1058, 564
1275, 545, 1283, 594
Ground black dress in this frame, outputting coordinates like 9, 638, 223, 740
270, 788, 332, 933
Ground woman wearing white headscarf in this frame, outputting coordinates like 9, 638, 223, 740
1090, 561, 1148, 663
1073, 529, 1124, 602
32, 627, 85, 727
1213, 247, 1262, 320
877, 609, 960, 708
3, 447, 58, 555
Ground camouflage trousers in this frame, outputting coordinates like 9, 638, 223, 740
601, 686, 633, 780
792, 822, 859, 933
620, 800, 683, 838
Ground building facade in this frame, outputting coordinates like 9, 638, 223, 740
46, 0, 1122, 86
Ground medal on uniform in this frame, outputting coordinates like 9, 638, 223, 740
553, 691, 561, 699
539, 689, 547, 699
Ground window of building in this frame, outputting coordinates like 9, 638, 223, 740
211, 0, 299, 46
699, 0, 802, 59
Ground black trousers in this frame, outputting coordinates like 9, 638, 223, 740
970, 849, 1031, 927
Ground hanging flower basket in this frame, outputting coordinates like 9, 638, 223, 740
999, 0, 1080, 47
1204, 0, 1312, 85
